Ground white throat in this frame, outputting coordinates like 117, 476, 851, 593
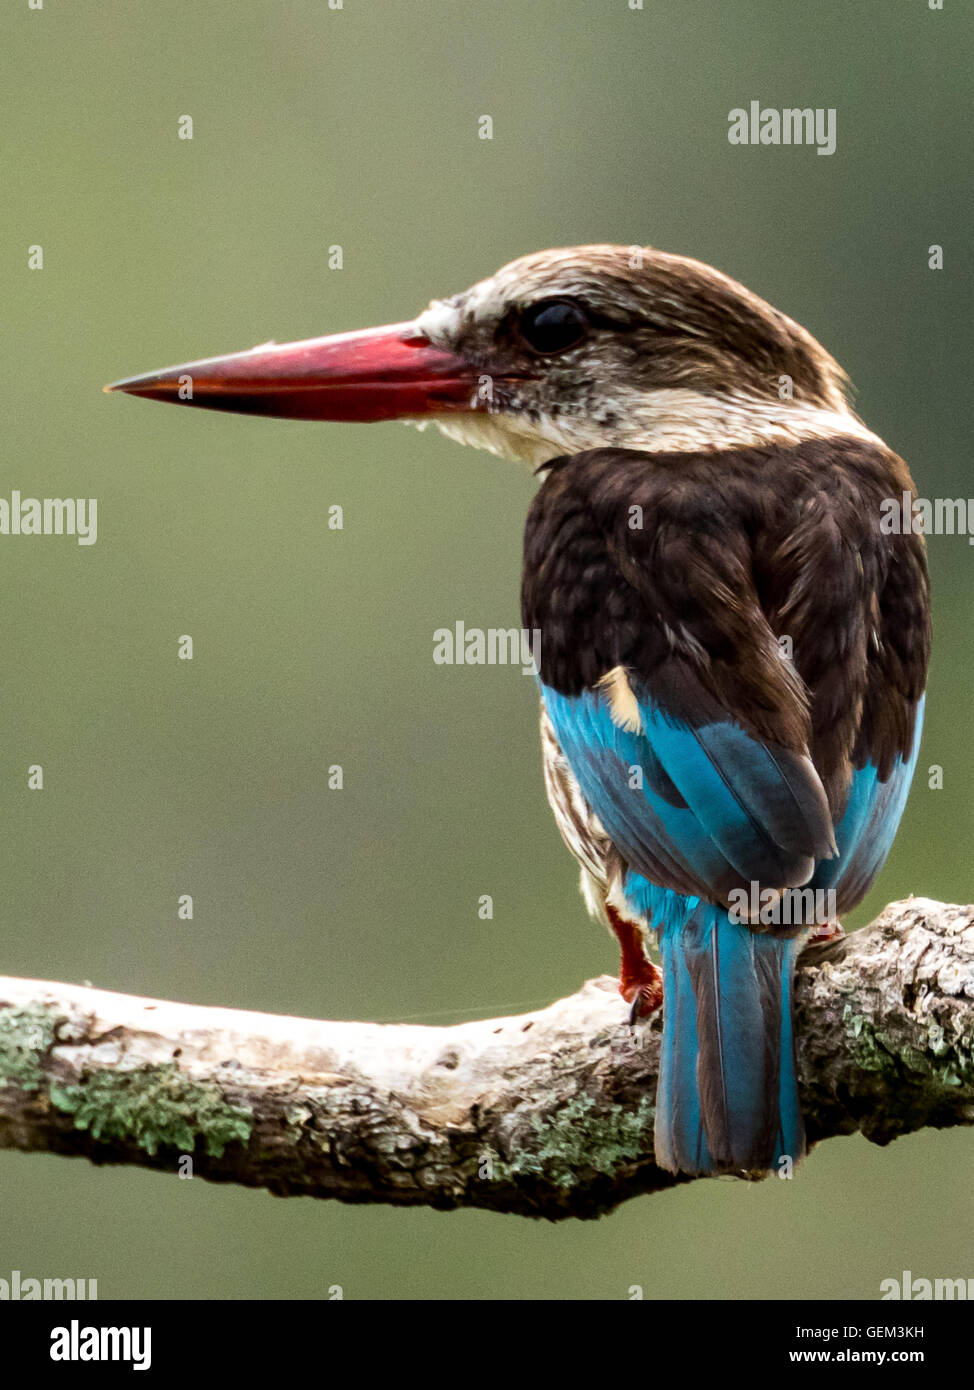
408, 389, 880, 468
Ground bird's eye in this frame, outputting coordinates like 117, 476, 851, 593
517, 299, 589, 355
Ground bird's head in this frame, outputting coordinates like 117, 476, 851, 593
108, 245, 856, 464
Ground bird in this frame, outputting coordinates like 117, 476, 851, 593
107, 244, 931, 1178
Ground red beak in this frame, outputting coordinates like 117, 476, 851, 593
104, 321, 483, 422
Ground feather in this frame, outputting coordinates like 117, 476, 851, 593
657, 905, 804, 1174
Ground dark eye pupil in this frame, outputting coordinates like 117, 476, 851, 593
519, 300, 588, 354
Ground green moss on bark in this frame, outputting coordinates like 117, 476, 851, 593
0, 1005, 59, 1091
490, 1095, 656, 1189
843, 1003, 974, 1090
49, 1063, 253, 1158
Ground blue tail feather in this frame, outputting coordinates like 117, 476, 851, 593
775, 935, 803, 1166
655, 925, 712, 1174
655, 903, 804, 1175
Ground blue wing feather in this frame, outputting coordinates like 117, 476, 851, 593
812, 694, 924, 910
541, 682, 835, 905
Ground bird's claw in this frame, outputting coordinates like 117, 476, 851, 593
621, 967, 663, 1027
804, 919, 846, 947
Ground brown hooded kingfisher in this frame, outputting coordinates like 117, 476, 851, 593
107, 245, 931, 1177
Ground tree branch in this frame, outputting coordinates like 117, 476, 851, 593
1, 897, 972, 1219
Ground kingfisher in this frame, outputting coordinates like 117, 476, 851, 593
107, 245, 930, 1177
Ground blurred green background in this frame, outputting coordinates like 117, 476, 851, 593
2, 0, 971, 1300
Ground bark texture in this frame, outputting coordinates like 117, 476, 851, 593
1, 897, 971, 1220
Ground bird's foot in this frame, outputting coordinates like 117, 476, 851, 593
805, 919, 845, 947
605, 903, 663, 1023
621, 968, 664, 1025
